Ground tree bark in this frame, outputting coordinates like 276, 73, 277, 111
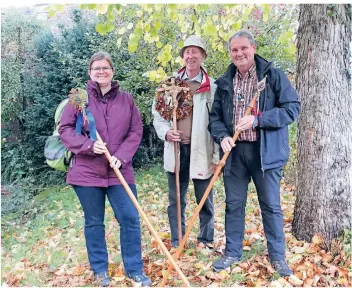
293, 4, 352, 248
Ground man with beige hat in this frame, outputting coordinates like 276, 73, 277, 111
152, 35, 219, 248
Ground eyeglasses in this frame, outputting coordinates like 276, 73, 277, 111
90, 66, 113, 72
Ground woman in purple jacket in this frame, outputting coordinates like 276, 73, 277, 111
59, 51, 151, 287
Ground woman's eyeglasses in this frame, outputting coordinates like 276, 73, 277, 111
90, 66, 113, 72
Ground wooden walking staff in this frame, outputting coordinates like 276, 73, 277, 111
156, 78, 190, 243
160, 77, 267, 286
68, 88, 191, 287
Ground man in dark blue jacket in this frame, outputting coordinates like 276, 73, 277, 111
208, 30, 300, 276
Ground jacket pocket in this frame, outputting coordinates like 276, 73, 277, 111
279, 127, 290, 157
72, 155, 101, 177
262, 128, 289, 167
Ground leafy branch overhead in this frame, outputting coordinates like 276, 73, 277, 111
47, 4, 297, 82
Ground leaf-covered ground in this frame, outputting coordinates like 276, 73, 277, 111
2, 165, 351, 287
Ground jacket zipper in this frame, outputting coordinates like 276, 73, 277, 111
260, 83, 268, 176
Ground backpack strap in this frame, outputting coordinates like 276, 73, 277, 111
55, 99, 69, 126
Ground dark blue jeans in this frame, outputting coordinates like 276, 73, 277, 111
72, 184, 143, 276
223, 141, 285, 261
167, 143, 214, 245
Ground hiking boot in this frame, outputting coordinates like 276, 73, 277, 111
94, 271, 110, 287
129, 274, 152, 287
271, 260, 293, 276
213, 255, 242, 272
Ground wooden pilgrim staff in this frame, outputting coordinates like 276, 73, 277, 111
68, 88, 191, 288
156, 78, 190, 244
160, 77, 267, 286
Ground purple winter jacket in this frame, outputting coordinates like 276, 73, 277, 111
59, 80, 143, 187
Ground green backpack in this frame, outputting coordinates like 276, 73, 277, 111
44, 99, 72, 172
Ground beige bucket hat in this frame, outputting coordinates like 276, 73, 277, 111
179, 35, 207, 58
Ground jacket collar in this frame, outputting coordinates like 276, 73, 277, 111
215, 54, 272, 90
86, 80, 120, 100
177, 65, 211, 93
181, 70, 203, 83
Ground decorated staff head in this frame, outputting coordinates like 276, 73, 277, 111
69, 88, 88, 111
154, 77, 192, 121
68, 88, 88, 120
68, 88, 97, 141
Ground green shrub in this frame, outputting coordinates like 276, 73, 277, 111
1, 5, 298, 212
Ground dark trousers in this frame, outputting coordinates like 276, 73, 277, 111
72, 184, 143, 276
223, 141, 285, 261
167, 143, 214, 245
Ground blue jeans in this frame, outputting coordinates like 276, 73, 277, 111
167, 143, 214, 245
73, 184, 143, 276
223, 141, 285, 261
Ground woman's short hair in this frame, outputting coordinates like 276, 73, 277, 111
88, 51, 114, 70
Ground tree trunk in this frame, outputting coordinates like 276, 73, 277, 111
293, 4, 352, 248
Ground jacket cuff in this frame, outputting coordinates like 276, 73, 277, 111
114, 153, 130, 166
161, 126, 171, 142
218, 134, 230, 145
82, 139, 95, 156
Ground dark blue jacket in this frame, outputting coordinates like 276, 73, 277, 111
208, 54, 300, 172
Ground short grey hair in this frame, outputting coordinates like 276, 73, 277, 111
228, 29, 255, 51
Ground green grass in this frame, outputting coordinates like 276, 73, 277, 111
222, 272, 247, 286
269, 272, 281, 281
242, 240, 266, 260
